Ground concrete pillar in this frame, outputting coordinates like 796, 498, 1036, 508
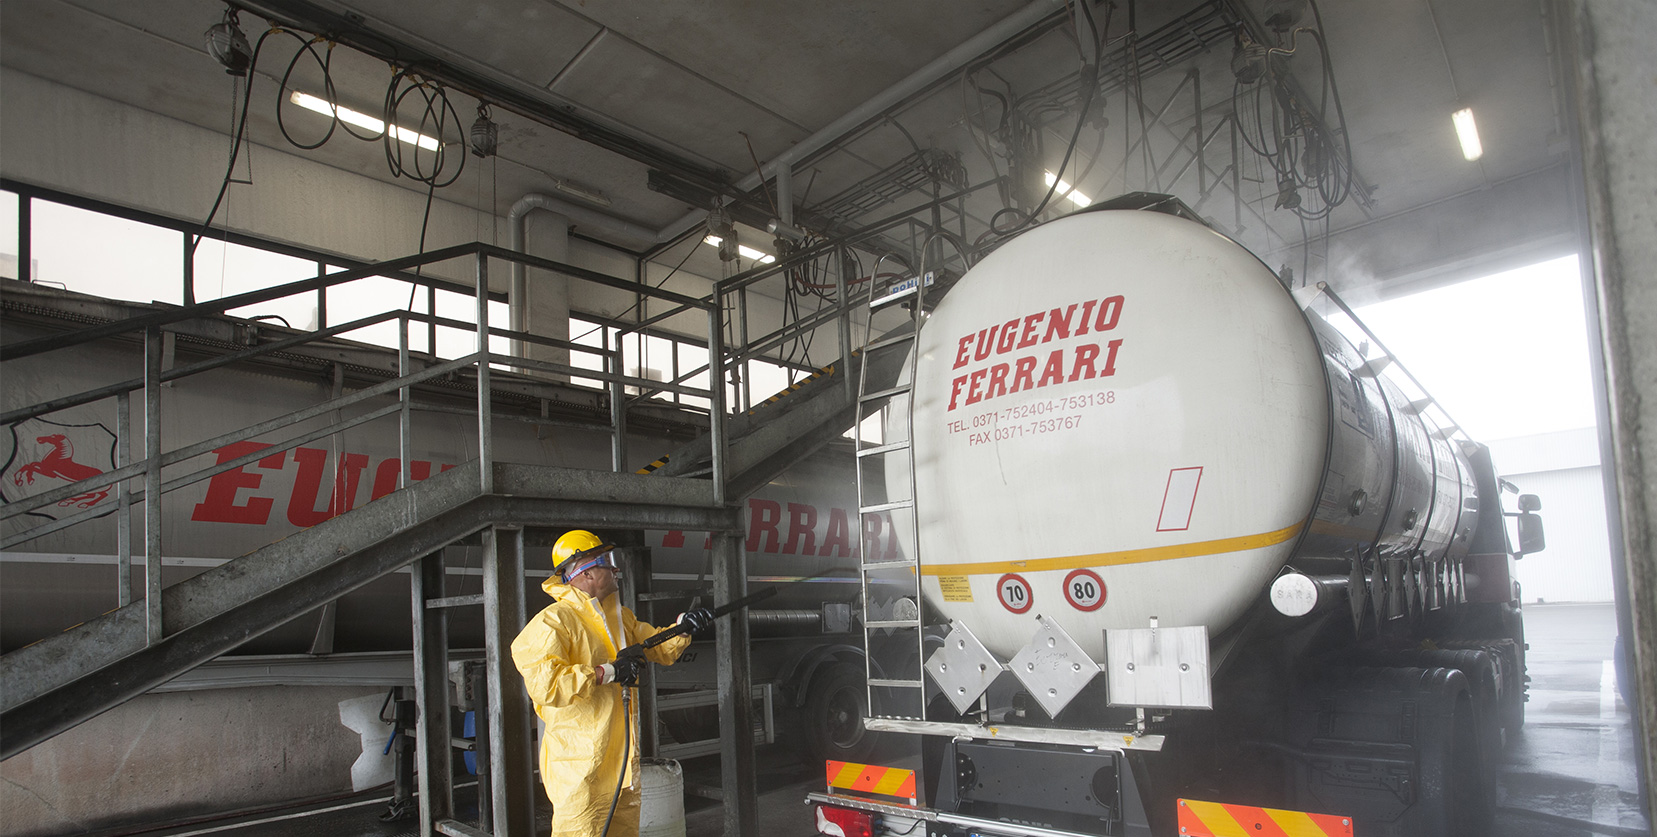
1557, 0, 1657, 813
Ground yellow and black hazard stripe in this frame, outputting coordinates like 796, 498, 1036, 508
826, 760, 917, 805
1176, 798, 1352, 837
634, 454, 671, 475
742, 350, 863, 416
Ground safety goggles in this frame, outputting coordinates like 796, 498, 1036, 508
557, 543, 621, 582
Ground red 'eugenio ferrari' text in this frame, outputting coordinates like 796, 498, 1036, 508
948, 295, 1124, 411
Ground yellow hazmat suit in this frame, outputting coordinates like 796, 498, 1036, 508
511, 574, 691, 837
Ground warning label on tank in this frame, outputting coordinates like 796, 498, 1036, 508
937, 575, 973, 602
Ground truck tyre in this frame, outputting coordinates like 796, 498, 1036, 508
1418, 692, 1493, 837
1503, 613, 1528, 736
801, 663, 878, 764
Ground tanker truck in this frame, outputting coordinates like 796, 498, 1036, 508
809, 195, 1544, 837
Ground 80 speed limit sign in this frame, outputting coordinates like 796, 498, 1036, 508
997, 573, 1033, 614
1062, 569, 1107, 611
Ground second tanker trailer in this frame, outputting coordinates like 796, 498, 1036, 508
810, 195, 1543, 837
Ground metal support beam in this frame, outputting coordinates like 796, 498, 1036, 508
609, 327, 627, 473
400, 318, 412, 491
142, 326, 162, 645
713, 531, 757, 836
838, 248, 854, 406
115, 391, 132, 607
483, 527, 535, 835
708, 304, 728, 507
413, 552, 454, 835
632, 544, 661, 757
475, 253, 494, 496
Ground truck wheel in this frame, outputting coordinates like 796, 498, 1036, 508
1419, 693, 1494, 837
1502, 613, 1528, 736
802, 663, 879, 764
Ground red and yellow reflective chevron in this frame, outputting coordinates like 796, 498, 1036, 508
1177, 798, 1353, 837
825, 760, 917, 804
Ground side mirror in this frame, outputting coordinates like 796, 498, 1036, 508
1517, 512, 1546, 556
1519, 494, 1542, 512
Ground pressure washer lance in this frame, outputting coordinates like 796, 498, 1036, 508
619, 584, 779, 660
600, 584, 779, 837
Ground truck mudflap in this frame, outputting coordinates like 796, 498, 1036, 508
827, 760, 918, 806
1176, 799, 1354, 837
807, 790, 1359, 837
807, 790, 1119, 837
810, 739, 1153, 837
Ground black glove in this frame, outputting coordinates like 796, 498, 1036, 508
678, 607, 714, 635
610, 655, 643, 687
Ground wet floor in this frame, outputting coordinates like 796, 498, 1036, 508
1489, 603, 1648, 836
101, 603, 1648, 836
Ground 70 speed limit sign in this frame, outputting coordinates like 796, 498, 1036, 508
996, 573, 1033, 614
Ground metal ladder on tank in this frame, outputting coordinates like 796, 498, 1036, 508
853, 263, 930, 725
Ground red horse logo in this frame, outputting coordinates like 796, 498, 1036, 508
13, 434, 112, 509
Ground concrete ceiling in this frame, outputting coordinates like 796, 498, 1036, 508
0, 0, 1573, 297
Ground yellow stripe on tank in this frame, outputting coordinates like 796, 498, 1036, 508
918, 521, 1306, 577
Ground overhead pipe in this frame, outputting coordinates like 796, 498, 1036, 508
649, 0, 1069, 249
512, 0, 1069, 270
509, 0, 1070, 334
507, 194, 684, 353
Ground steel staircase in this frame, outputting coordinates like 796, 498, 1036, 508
0, 235, 926, 761
640, 324, 913, 498
0, 242, 739, 761
0, 459, 731, 757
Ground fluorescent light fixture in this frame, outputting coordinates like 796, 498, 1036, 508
1451, 107, 1483, 161
289, 90, 441, 151
703, 235, 776, 264
1044, 171, 1092, 207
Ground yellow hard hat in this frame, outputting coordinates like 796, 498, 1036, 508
553, 529, 605, 564
552, 530, 617, 580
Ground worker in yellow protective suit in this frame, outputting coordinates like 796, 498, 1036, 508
511, 530, 712, 837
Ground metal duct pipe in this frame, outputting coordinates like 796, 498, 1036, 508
652, 0, 1068, 244
775, 166, 793, 229
744, 608, 823, 636
508, 194, 677, 351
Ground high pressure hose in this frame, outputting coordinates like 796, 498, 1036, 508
601, 686, 632, 837
597, 585, 781, 837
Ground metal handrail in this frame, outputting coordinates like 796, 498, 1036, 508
1, 242, 712, 363
1308, 282, 1472, 441
2, 404, 401, 550
0, 351, 479, 525
1, 309, 411, 425
2, 241, 727, 654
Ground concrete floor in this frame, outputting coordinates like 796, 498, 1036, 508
102, 603, 1648, 837
1489, 603, 1649, 837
